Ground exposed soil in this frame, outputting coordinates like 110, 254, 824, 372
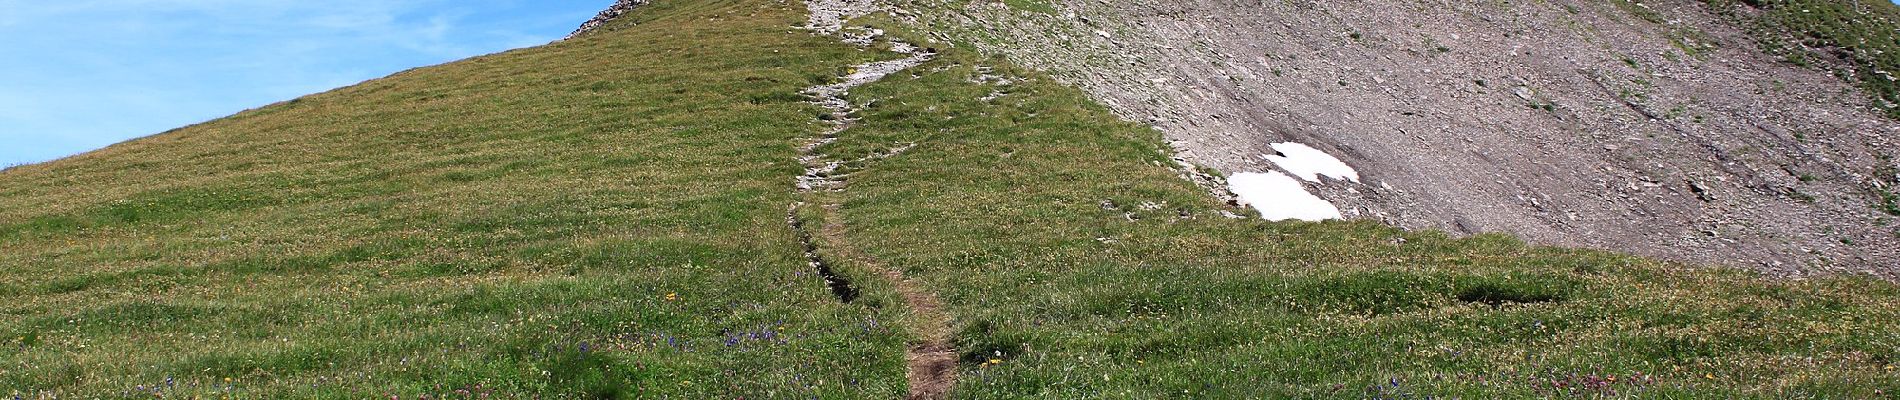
788, 204, 861, 302
897, 0, 1900, 277
821, 205, 958, 400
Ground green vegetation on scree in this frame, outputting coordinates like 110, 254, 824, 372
1701, 0, 1900, 118
2, 0, 1899, 398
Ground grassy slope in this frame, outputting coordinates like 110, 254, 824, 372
824, 18, 1900, 398
0, 0, 1895, 398
0, 2, 907, 397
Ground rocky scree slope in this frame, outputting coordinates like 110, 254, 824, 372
893, 0, 1900, 276
567, 0, 653, 39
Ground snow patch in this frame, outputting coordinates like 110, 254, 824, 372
1261, 142, 1359, 182
1227, 171, 1343, 222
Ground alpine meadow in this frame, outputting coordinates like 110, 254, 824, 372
3, 0, 1899, 398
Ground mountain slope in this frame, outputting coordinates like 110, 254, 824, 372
1, 2, 908, 397
1, 0, 1898, 398
892, 0, 1900, 273
822, 14, 1900, 398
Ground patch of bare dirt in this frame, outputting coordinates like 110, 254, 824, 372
820, 204, 958, 400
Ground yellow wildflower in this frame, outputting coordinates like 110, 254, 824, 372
664, 292, 679, 301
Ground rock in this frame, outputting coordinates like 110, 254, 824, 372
565, 0, 652, 40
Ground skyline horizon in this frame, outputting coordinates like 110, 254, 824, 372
6, 1, 1900, 169
0, 1, 611, 168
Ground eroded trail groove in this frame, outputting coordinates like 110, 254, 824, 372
787, 1, 957, 398
789, 204, 859, 302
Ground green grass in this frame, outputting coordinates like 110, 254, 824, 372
1000, 0, 1058, 15
0, 1, 906, 397
2, 0, 1899, 398
819, 16, 1900, 399
1613, 0, 1720, 60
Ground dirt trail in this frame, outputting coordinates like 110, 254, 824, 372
791, 1, 956, 398
820, 205, 957, 400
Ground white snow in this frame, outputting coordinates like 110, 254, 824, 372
1227, 171, 1343, 222
1261, 142, 1359, 183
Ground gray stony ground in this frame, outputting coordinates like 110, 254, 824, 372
565, 0, 652, 40
895, 0, 1900, 276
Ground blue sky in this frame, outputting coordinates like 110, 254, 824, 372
0, 0, 611, 166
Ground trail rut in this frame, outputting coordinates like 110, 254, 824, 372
789, 1, 957, 398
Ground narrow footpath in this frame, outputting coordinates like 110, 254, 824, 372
788, 1, 957, 398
